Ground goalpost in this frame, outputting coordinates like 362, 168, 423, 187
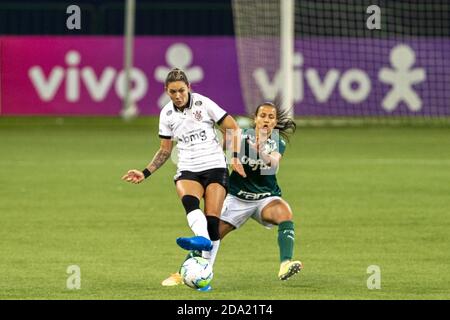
121, 0, 138, 120
232, 0, 286, 116
280, 0, 295, 117
232, 0, 295, 117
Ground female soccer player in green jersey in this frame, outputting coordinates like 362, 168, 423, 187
163, 102, 302, 288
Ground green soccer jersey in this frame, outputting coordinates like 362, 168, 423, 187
229, 129, 286, 200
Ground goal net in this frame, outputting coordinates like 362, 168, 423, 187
232, 0, 450, 125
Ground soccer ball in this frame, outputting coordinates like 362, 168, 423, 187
180, 257, 213, 289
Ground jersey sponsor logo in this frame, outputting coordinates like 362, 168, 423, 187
237, 190, 271, 200
241, 155, 270, 171
179, 129, 207, 143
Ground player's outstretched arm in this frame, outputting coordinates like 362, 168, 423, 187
219, 115, 246, 178
122, 138, 173, 184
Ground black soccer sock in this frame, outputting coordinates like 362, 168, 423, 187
206, 216, 220, 241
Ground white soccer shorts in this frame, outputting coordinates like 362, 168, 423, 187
220, 194, 287, 229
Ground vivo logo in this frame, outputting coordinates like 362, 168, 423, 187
254, 52, 371, 105
241, 155, 270, 171
255, 45, 426, 112
28, 50, 148, 103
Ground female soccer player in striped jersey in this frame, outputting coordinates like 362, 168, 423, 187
122, 68, 245, 271
163, 102, 302, 288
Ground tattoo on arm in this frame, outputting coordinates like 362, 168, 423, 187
148, 149, 171, 172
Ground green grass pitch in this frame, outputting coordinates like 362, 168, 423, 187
0, 117, 449, 300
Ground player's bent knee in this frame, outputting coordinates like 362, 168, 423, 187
181, 195, 200, 215
206, 215, 220, 241
274, 212, 293, 224
285, 212, 294, 221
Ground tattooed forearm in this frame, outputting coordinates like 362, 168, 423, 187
147, 149, 171, 173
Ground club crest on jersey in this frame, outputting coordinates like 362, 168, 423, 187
193, 110, 203, 121
195, 101, 202, 106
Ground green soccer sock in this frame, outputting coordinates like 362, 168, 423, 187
278, 220, 295, 263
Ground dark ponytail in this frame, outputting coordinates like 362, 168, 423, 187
255, 102, 296, 142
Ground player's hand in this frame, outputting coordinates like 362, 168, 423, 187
231, 157, 246, 178
247, 138, 264, 153
121, 169, 145, 184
